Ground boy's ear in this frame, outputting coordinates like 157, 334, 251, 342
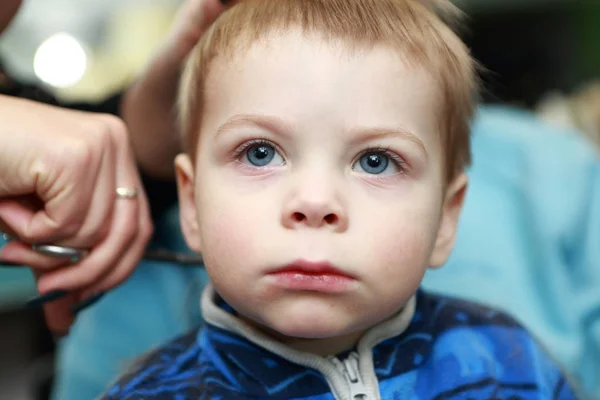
175, 154, 203, 254
428, 172, 468, 268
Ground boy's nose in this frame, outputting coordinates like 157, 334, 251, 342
281, 186, 348, 232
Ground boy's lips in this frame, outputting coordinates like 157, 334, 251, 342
266, 259, 357, 293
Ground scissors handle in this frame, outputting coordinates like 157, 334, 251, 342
29, 243, 204, 266
31, 244, 88, 261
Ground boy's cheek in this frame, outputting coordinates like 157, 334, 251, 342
355, 209, 437, 285
370, 233, 430, 278
198, 200, 271, 269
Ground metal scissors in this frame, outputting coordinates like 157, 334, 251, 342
1, 234, 205, 311
1, 233, 205, 266
32, 243, 205, 266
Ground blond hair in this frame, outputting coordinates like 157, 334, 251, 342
179, 0, 478, 182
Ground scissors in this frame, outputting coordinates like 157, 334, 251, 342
1, 233, 204, 311
31, 243, 205, 265
1, 233, 205, 266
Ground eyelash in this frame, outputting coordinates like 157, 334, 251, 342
230, 139, 284, 162
230, 140, 407, 172
356, 146, 406, 170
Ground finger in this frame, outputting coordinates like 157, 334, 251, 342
37, 128, 142, 293
201, 0, 239, 31
80, 128, 154, 293
0, 241, 67, 270
0, 200, 31, 237
203, 0, 234, 23
83, 188, 152, 295
0, 218, 17, 237
0, 146, 97, 243
30, 270, 77, 335
28, 144, 101, 242
35, 193, 139, 292
25, 115, 123, 243
54, 123, 117, 248
0, 196, 43, 239
170, 0, 234, 56
41, 289, 79, 335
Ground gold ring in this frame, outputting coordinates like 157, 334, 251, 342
116, 187, 139, 199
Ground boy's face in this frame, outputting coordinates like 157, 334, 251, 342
177, 31, 467, 342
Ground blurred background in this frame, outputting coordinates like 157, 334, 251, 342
0, 0, 599, 399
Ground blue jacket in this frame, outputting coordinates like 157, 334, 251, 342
102, 285, 577, 400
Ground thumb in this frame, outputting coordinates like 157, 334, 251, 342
0, 197, 40, 239
0, 196, 74, 243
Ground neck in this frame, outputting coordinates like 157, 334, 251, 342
240, 315, 366, 356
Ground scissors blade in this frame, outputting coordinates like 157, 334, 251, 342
142, 248, 204, 265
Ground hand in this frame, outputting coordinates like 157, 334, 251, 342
0, 0, 22, 35
164, 0, 232, 62
122, 0, 236, 179
0, 95, 153, 334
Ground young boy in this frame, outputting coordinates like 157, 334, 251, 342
103, 0, 578, 398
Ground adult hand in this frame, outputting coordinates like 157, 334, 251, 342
0, 0, 22, 35
122, 0, 236, 179
0, 95, 153, 334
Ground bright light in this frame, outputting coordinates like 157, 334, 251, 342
33, 33, 87, 88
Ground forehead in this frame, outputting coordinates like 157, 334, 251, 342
201, 31, 444, 157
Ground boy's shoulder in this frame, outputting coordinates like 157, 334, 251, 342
393, 290, 578, 399
101, 329, 207, 400
414, 288, 525, 335
412, 289, 551, 365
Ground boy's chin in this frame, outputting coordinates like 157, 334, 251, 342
232, 293, 382, 349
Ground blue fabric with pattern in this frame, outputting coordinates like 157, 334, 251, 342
102, 290, 577, 400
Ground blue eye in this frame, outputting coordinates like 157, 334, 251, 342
354, 151, 399, 175
244, 142, 284, 167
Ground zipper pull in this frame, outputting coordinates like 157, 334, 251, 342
342, 353, 369, 400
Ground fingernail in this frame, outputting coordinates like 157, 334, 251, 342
71, 293, 105, 315
26, 290, 69, 308
0, 260, 25, 268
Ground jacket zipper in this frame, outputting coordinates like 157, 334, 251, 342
332, 352, 370, 400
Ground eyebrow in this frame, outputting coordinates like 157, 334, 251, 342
214, 114, 294, 139
349, 126, 429, 161
215, 113, 428, 160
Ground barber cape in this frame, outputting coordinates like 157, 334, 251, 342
102, 284, 577, 400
